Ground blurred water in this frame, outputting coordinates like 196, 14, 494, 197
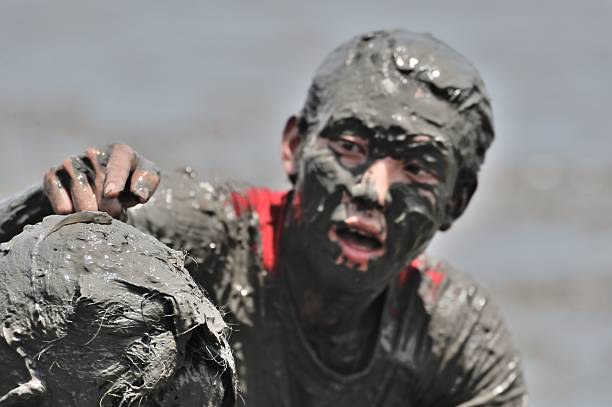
1, 1, 610, 405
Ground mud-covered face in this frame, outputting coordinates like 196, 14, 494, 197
283, 30, 494, 295
287, 115, 459, 294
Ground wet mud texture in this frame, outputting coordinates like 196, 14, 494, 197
129, 170, 527, 406
0, 29, 525, 406
274, 31, 499, 355
0, 213, 235, 406
0, 185, 53, 244
299, 29, 494, 181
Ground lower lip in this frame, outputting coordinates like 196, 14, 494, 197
329, 228, 385, 267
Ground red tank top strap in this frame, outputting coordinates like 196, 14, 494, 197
230, 188, 288, 275
398, 256, 445, 291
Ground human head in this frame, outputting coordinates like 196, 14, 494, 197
281, 30, 494, 294
0, 214, 235, 406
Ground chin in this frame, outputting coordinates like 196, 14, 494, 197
305, 245, 397, 296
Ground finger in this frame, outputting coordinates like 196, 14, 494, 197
43, 169, 74, 214
61, 157, 98, 212
103, 144, 137, 199
130, 156, 161, 203
84, 146, 124, 214
85, 147, 130, 219
84, 147, 108, 206
118, 189, 140, 210
98, 197, 126, 220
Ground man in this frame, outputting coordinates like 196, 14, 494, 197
1, 30, 527, 405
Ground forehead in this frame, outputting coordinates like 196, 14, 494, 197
309, 31, 490, 150
312, 66, 463, 153
324, 81, 458, 142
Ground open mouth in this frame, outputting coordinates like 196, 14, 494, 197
335, 224, 383, 251
329, 219, 386, 269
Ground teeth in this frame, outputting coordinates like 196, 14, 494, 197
346, 226, 379, 242
352, 229, 372, 238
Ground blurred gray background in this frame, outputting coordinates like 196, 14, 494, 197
1, 1, 610, 405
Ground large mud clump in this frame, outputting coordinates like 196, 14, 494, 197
0, 212, 236, 406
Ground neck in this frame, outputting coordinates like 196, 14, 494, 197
281, 249, 386, 374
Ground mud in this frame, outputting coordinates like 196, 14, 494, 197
281, 28, 498, 316
123, 169, 527, 406
127, 169, 262, 395
0, 29, 525, 407
298, 30, 494, 179
268, 30, 525, 406
0, 212, 235, 406
280, 30, 494, 373
128, 168, 260, 327
0, 185, 53, 243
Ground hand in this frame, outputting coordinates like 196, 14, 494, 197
43, 144, 160, 219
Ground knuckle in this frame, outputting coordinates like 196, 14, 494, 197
82, 201, 98, 211
43, 170, 54, 182
85, 147, 99, 159
56, 203, 74, 215
111, 142, 132, 155
61, 157, 75, 172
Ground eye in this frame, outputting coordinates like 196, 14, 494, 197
332, 138, 366, 155
404, 162, 423, 175
336, 139, 365, 154
328, 136, 368, 167
403, 161, 439, 185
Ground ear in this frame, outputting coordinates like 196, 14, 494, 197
439, 170, 478, 231
281, 115, 302, 183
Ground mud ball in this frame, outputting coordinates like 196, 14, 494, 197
0, 213, 235, 406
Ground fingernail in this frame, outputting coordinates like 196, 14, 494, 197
104, 183, 116, 196
136, 187, 150, 202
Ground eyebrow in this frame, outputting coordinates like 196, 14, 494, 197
397, 134, 450, 159
324, 121, 452, 163
405, 134, 449, 149
397, 135, 452, 178
321, 117, 373, 139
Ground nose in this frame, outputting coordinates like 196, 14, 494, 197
349, 158, 394, 208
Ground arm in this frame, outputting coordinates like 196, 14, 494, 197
0, 185, 53, 243
127, 169, 235, 266
127, 169, 259, 323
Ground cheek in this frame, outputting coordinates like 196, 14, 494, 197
389, 181, 447, 222
299, 147, 346, 189
297, 147, 354, 218
384, 185, 439, 258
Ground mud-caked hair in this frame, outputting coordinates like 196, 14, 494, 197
298, 29, 494, 183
